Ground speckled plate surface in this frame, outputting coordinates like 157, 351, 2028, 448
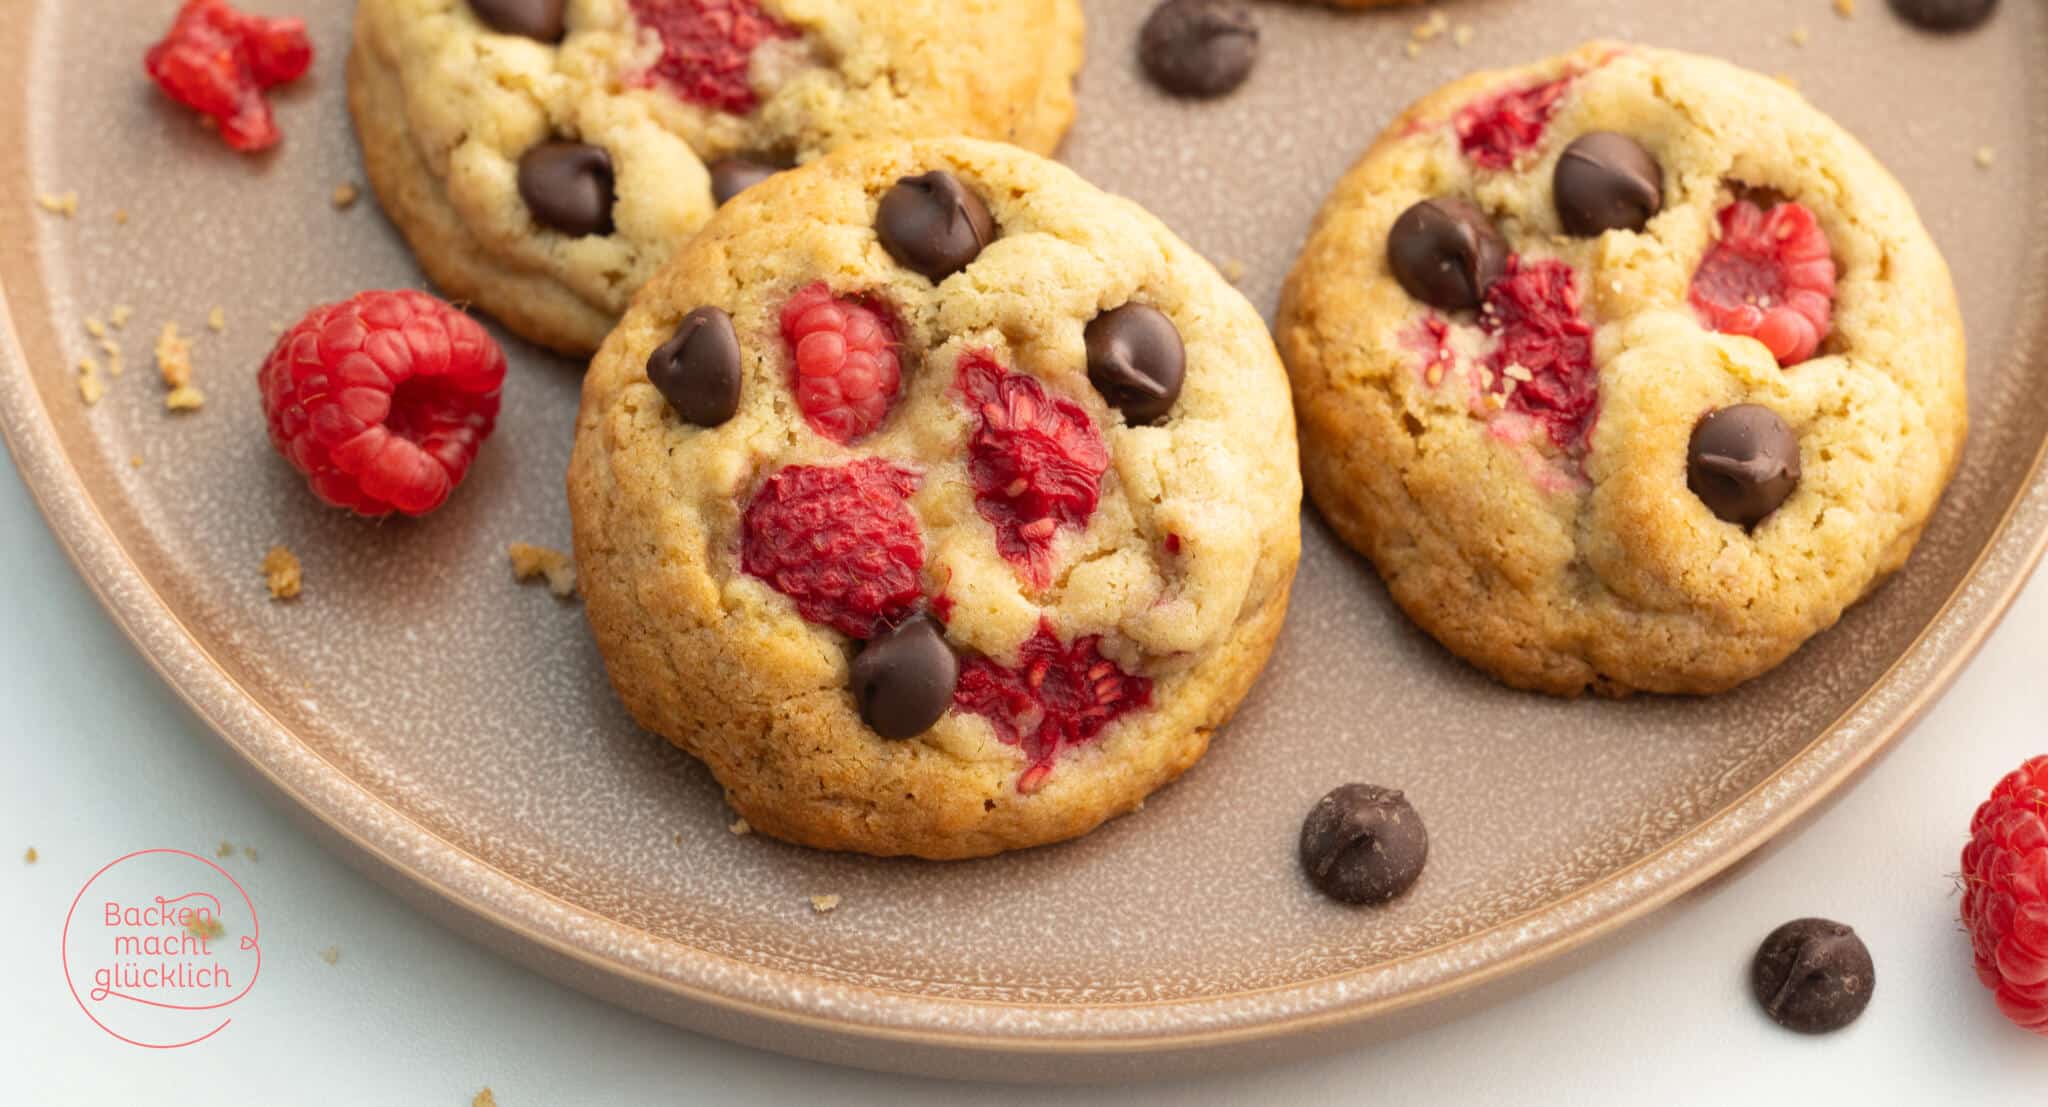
3, 0, 2045, 1083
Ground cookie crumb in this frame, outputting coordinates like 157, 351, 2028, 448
472, 1090, 497, 1107
167, 386, 206, 411
110, 305, 133, 329
84, 317, 106, 339
99, 337, 124, 374
23, 847, 36, 864
1410, 11, 1449, 43
508, 543, 577, 597
1403, 40, 1422, 59
157, 322, 203, 411
809, 894, 841, 914
207, 307, 227, 333
1833, 0, 1855, 16
671, 831, 682, 846
186, 915, 225, 942
1218, 258, 1247, 283
216, 839, 235, 859
1452, 23, 1474, 48
130, 455, 144, 469
242, 845, 259, 862
263, 546, 303, 601
319, 945, 341, 966
1789, 26, 1810, 47
77, 358, 105, 406
332, 182, 360, 210
728, 817, 752, 836
1975, 146, 1996, 169
37, 191, 78, 218
114, 208, 130, 225
1773, 73, 1801, 90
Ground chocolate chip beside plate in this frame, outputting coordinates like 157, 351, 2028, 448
1688, 404, 1802, 529
1888, 0, 1998, 32
518, 142, 615, 238
710, 158, 781, 206
1085, 304, 1186, 425
1751, 918, 1875, 1034
876, 171, 997, 282
850, 615, 959, 741
1554, 132, 1664, 236
647, 307, 742, 427
1299, 784, 1428, 906
1386, 197, 1508, 312
469, 0, 567, 43
1139, 0, 1258, 99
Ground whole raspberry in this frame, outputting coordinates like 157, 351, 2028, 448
1455, 75, 1574, 170
259, 291, 506, 517
740, 460, 926, 639
956, 352, 1109, 590
953, 618, 1153, 794
629, 0, 798, 114
779, 283, 904, 445
1481, 257, 1598, 453
145, 0, 313, 153
1690, 199, 1837, 366
1961, 755, 2048, 1035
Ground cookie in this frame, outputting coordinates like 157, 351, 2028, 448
349, 0, 1085, 356
1277, 42, 1966, 697
569, 138, 1302, 858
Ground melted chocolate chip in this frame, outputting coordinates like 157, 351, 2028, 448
1688, 405, 1802, 529
710, 158, 781, 206
1554, 132, 1664, 236
1299, 784, 1428, 906
1888, 0, 1998, 31
1751, 918, 1875, 1034
850, 615, 959, 740
517, 142, 615, 238
876, 171, 997, 282
647, 307, 742, 427
1387, 197, 1508, 312
469, 0, 567, 43
1138, 0, 1258, 99
1085, 304, 1186, 425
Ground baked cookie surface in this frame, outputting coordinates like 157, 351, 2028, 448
570, 138, 1301, 858
349, 0, 1085, 355
1278, 42, 1967, 697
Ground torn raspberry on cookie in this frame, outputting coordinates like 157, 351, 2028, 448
1690, 199, 1837, 366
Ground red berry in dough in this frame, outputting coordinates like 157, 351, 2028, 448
953, 618, 1153, 793
1455, 75, 1574, 171
956, 351, 1110, 590
629, 0, 797, 115
780, 282, 904, 445
1961, 755, 2048, 1035
144, 0, 313, 153
1690, 199, 1837, 366
740, 460, 926, 639
1481, 257, 1598, 453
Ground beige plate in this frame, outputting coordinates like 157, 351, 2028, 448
4, 0, 2046, 1083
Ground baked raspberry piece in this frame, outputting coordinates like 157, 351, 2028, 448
144, 0, 313, 153
629, 0, 798, 115
260, 291, 505, 516
955, 351, 1110, 590
741, 459, 926, 639
1690, 199, 1837, 366
1961, 755, 2048, 1035
1455, 75, 1574, 170
953, 618, 1153, 794
780, 282, 903, 444
1481, 257, 1598, 453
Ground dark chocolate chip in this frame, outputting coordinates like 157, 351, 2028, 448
1386, 197, 1508, 312
469, 0, 567, 43
710, 158, 781, 206
1138, 0, 1258, 99
1688, 404, 1802, 529
850, 615, 959, 741
647, 307, 742, 427
1085, 304, 1187, 425
876, 171, 997, 282
518, 142, 615, 238
1299, 784, 1428, 906
1887, 0, 1998, 31
1751, 918, 1875, 1034
1554, 132, 1664, 236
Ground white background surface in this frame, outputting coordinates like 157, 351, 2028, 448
5, 447, 2048, 1104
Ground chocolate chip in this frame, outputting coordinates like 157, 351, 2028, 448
1299, 784, 1428, 906
1386, 197, 1508, 312
469, 0, 567, 43
1688, 404, 1802, 529
850, 615, 959, 740
710, 158, 780, 206
1554, 132, 1664, 237
518, 142, 615, 238
1751, 918, 1875, 1034
1085, 304, 1186, 425
647, 307, 741, 427
1138, 0, 1258, 99
1887, 0, 1998, 31
876, 171, 997, 282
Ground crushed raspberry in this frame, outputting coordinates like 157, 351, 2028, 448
259, 291, 505, 517
1961, 755, 2048, 1035
629, 0, 798, 115
1455, 75, 1574, 170
1481, 257, 1598, 453
955, 351, 1110, 590
779, 282, 903, 444
953, 618, 1153, 793
1690, 200, 1837, 366
740, 459, 925, 639
144, 0, 313, 153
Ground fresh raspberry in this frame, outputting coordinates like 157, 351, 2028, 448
1690, 200, 1837, 366
1481, 257, 1598, 453
779, 282, 904, 445
629, 0, 798, 115
259, 291, 505, 517
953, 618, 1153, 794
1961, 755, 2048, 1035
1455, 75, 1574, 170
740, 460, 926, 639
144, 0, 313, 153
955, 351, 1110, 590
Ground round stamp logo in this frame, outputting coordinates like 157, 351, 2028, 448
61, 848, 262, 1048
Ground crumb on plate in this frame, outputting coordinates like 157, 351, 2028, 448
186, 915, 225, 942
37, 192, 77, 218
319, 945, 341, 966
333, 182, 361, 210
729, 817, 752, 836
23, 847, 36, 864
263, 546, 303, 601
508, 543, 577, 598
809, 894, 841, 915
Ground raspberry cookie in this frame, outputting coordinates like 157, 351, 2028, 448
348, 0, 1084, 356
569, 138, 1301, 858
1278, 42, 1966, 697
